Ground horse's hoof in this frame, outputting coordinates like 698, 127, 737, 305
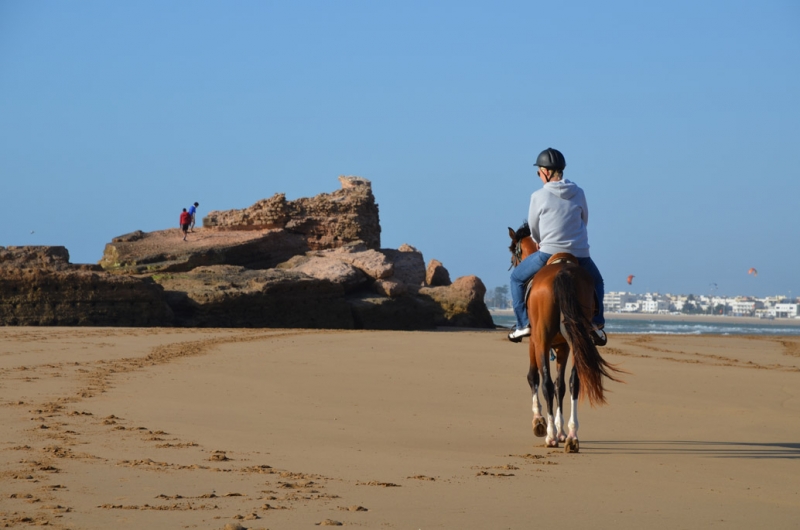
532, 417, 547, 437
565, 437, 580, 453
546, 438, 559, 448
558, 433, 567, 443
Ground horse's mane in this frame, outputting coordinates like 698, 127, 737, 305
514, 222, 531, 240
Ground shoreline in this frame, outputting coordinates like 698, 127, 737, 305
489, 308, 800, 327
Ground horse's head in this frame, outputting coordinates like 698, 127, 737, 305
507, 222, 537, 269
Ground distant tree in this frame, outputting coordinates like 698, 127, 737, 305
495, 285, 509, 309
486, 285, 510, 309
682, 301, 698, 314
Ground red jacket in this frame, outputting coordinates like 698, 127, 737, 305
180, 211, 191, 226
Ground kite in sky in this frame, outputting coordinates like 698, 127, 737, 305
627, 275, 635, 285
748, 268, 758, 277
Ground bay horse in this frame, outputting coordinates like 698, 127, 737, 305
508, 223, 623, 452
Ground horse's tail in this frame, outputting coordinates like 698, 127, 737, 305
554, 267, 623, 406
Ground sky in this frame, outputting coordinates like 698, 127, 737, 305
1, 1, 798, 299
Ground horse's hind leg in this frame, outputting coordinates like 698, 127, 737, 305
527, 341, 546, 438
541, 349, 558, 448
553, 344, 569, 443
527, 366, 546, 438
565, 365, 580, 453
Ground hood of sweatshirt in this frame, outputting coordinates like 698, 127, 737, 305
543, 178, 578, 200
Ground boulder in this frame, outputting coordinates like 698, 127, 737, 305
372, 279, 407, 298
312, 245, 394, 280
203, 176, 381, 250
154, 265, 354, 328
425, 259, 451, 287
380, 244, 425, 288
418, 275, 494, 328
281, 256, 368, 293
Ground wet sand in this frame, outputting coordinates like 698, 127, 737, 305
1, 328, 799, 529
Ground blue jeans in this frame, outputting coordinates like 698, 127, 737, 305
510, 251, 605, 329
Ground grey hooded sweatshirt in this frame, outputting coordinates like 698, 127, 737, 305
527, 178, 590, 258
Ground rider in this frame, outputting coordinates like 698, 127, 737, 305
508, 147, 606, 345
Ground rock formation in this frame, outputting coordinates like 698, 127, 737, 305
203, 176, 381, 250
100, 228, 308, 275
1, 177, 494, 330
0, 246, 173, 326
154, 266, 353, 328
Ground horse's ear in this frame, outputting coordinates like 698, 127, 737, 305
508, 227, 516, 241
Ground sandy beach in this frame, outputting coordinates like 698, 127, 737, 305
1, 327, 799, 529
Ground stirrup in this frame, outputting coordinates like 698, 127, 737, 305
591, 327, 607, 347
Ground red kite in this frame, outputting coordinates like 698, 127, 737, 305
748, 268, 758, 277
627, 275, 634, 285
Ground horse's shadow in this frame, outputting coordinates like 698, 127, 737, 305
582, 440, 800, 459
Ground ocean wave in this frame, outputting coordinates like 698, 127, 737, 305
490, 314, 800, 336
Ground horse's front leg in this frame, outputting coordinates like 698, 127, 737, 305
553, 345, 569, 443
565, 365, 581, 453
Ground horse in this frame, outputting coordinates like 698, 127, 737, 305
508, 223, 623, 452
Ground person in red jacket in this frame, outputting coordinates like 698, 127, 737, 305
179, 208, 191, 241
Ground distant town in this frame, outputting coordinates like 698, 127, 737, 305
486, 287, 800, 319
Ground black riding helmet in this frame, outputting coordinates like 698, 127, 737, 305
534, 148, 566, 171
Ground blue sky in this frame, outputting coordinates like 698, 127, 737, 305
1, 1, 798, 298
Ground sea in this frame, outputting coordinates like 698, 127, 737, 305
490, 313, 800, 336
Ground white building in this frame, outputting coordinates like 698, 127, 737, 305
604, 291, 637, 313
622, 302, 641, 312
771, 304, 799, 318
728, 296, 764, 316
639, 293, 670, 313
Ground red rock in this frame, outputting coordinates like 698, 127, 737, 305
425, 259, 451, 286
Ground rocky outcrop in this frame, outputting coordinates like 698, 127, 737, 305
99, 177, 381, 275
2, 178, 494, 330
100, 228, 309, 274
0, 246, 173, 326
203, 176, 381, 250
154, 266, 353, 329
1, 246, 73, 271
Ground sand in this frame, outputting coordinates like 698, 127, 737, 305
1, 328, 799, 529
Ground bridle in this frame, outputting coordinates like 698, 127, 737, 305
509, 240, 523, 270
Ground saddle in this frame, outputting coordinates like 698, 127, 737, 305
524, 253, 599, 316
546, 252, 579, 267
